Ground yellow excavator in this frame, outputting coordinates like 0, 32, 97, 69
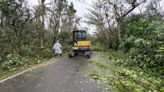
68, 30, 92, 58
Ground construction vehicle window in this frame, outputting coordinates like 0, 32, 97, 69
75, 32, 86, 41
77, 32, 86, 40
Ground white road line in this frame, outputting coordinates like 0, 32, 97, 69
0, 58, 56, 83
0, 67, 35, 83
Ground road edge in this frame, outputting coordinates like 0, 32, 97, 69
0, 58, 57, 83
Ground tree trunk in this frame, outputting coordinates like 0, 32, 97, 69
117, 18, 123, 45
14, 39, 22, 55
117, 22, 122, 44
117, 18, 125, 50
0, 17, 3, 28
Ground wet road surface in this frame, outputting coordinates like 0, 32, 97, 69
0, 57, 102, 92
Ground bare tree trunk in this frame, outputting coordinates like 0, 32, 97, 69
41, 15, 45, 48
0, 17, 3, 28
117, 21, 122, 44
117, 18, 125, 50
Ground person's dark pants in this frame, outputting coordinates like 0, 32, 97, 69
55, 53, 62, 56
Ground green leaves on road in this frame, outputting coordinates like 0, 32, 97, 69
88, 52, 164, 92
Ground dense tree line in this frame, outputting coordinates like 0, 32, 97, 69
0, 0, 78, 70
87, 0, 164, 72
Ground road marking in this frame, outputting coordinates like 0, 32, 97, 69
0, 58, 57, 83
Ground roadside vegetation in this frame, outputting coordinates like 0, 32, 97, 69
0, 0, 77, 78
0, 0, 164, 92
89, 51, 163, 92
87, 0, 164, 92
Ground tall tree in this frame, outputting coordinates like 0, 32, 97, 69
0, 0, 32, 54
35, 0, 46, 48
67, 2, 76, 32
87, 0, 146, 49
49, 0, 77, 43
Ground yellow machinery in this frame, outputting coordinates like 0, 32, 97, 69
68, 30, 92, 58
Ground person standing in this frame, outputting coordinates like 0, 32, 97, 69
53, 40, 62, 56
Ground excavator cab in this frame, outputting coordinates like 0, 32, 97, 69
68, 30, 92, 58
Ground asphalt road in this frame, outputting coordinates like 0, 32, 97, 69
0, 56, 102, 92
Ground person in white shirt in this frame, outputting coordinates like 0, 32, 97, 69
53, 40, 62, 56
